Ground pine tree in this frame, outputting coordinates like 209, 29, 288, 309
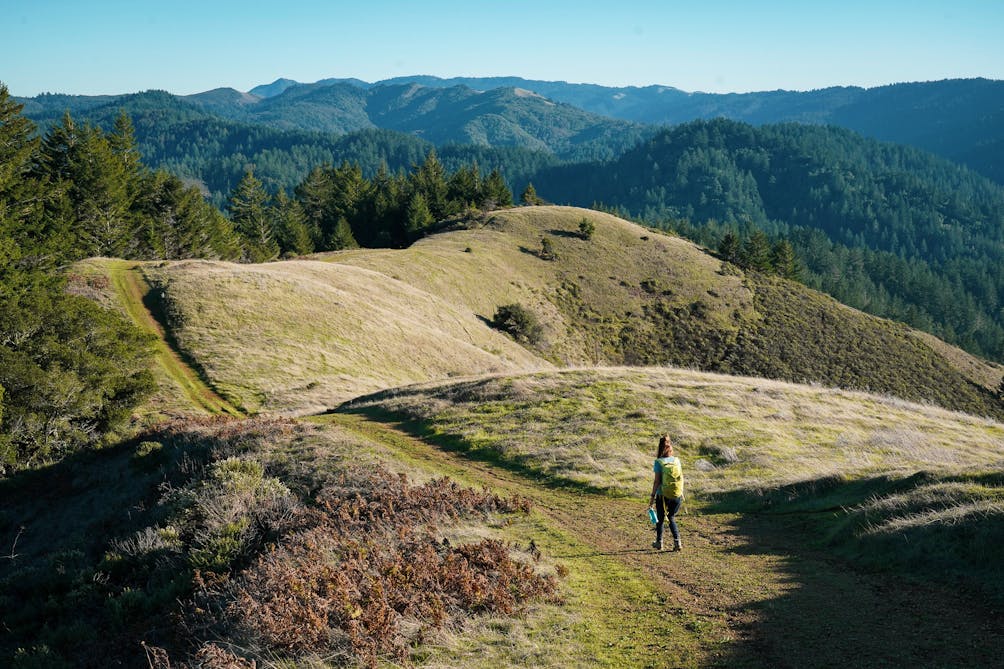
135, 171, 241, 260
521, 182, 542, 206
717, 230, 741, 265
483, 169, 513, 209
771, 239, 801, 280
272, 189, 313, 256
329, 217, 359, 250
411, 150, 448, 219
109, 110, 141, 179
740, 230, 773, 272
295, 166, 332, 249
447, 162, 482, 208
228, 169, 278, 262
405, 191, 435, 240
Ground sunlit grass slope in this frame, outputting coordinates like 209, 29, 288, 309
344, 366, 1004, 497
344, 366, 1004, 600
331, 205, 751, 364
140, 259, 548, 414
331, 206, 1004, 417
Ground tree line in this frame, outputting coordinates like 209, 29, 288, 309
0, 88, 520, 472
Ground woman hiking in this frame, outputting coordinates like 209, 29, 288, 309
648, 434, 684, 551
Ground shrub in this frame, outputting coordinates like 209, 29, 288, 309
578, 217, 595, 240
491, 304, 544, 345
539, 236, 557, 260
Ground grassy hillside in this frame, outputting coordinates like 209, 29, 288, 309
343, 366, 1004, 602
333, 206, 1004, 417
81, 205, 1001, 419
128, 258, 548, 415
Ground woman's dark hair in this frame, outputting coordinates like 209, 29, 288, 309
657, 435, 673, 458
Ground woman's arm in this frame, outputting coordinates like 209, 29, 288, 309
649, 471, 661, 506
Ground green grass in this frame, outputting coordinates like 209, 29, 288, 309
343, 367, 1004, 497
342, 366, 1004, 614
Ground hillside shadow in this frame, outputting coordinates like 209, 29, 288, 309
546, 228, 583, 239
333, 405, 626, 499
702, 475, 1004, 668
141, 283, 222, 395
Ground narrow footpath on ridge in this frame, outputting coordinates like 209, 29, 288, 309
320, 411, 1004, 669
107, 260, 242, 417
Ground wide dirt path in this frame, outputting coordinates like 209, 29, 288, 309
325, 410, 1004, 668
107, 260, 241, 417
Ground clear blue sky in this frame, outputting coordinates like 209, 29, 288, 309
6, 0, 1003, 97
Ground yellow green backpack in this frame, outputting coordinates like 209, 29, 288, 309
656, 456, 684, 498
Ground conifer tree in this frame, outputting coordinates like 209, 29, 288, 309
521, 182, 542, 206
329, 217, 359, 250
411, 150, 448, 219
447, 162, 482, 208
405, 191, 435, 240
483, 169, 513, 209
295, 166, 332, 249
228, 169, 278, 262
771, 239, 801, 280
740, 229, 773, 272
272, 189, 313, 256
717, 230, 741, 265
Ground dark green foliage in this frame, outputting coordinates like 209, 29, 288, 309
537, 118, 1004, 361
521, 182, 542, 205
491, 304, 543, 345
740, 230, 772, 273
132, 170, 240, 260
0, 285, 155, 472
227, 170, 279, 262
0, 86, 249, 473
271, 190, 313, 256
405, 192, 434, 239
578, 217, 595, 240
717, 230, 741, 265
771, 239, 801, 280
289, 154, 513, 250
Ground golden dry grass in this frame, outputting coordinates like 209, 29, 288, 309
326, 205, 754, 364
141, 258, 548, 415
345, 366, 1004, 497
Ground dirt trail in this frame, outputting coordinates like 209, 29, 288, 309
324, 411, 1004, 668
107, 261, 241, 417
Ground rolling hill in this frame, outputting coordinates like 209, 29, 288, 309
5, 206, 1004, 668
83, 206, 1004, 419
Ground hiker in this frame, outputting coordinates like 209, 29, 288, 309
648, 434, 684, 551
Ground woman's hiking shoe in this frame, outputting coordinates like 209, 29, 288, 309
652, 539, 664, 550
672, 539, 682, 552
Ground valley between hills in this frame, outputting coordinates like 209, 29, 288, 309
7, 207, 1001, 667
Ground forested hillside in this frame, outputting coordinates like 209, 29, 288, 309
533, 119, 1004, 361
21, 90, 561, 206
345, 76, 1004, 184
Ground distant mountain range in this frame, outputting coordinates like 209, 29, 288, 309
21, 82, 650, 162
247, 75, 1004, 184
18, 75, 1004, 183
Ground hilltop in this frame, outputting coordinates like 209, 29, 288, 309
85, 206, 1003, 420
